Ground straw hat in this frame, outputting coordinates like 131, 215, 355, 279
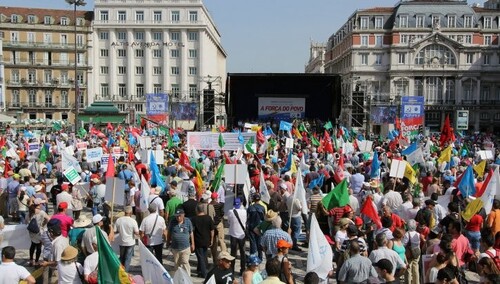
61, 246, 78, 261
74, 215, 91, 228
264, 210, 278, 221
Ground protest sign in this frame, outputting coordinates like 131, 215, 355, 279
224, 164, 248, 184
63, 166, 82, 185
389, 160, 406, 178
86, 147, 103, 163
0, 225, 31, 249
28, 143, 39, 153
285, 138, 294, 149
105, 178, 126, 206
358, 140, 373, 153
139, 137, 152, 149
154, 150, 164, 165
187, 132, 257, 151
76, 142, 88, 151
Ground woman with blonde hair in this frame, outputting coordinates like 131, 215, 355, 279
477, 257, 500, 282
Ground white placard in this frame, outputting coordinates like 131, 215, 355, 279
76, 142, 88, 151
86, 147, 103, 163
154, 150, 164, 165
139, 137, 152, 149
389, 160, 406, 178
0, 225, 31, 249
28, 143, 40, 153
65, 145, 74, 156
285, 138, 294, 149
138, 149, 151, 164
112, 147, 122, 157
105, 178, 126, 206
358, 140, 373, 153
224, 164, 248, 184
478, 150, 494, 160
63, 166, 82, 185
187, 132, 257, 151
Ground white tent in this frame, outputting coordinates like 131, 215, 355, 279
0, 113, 16, 123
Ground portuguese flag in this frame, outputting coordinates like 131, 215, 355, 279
96, 226, 132, 284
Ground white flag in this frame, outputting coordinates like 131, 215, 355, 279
190, 146, 200, 160
406, 148, 425, 166
293, 169, 309, 215
259, 171, 271, 204
299, 154, 309, 172
243, 172, 251, 208
140, 175, 151, 212
139, 240, 173, 284
258, 138, 268, 155
205, 275, 216, 284
307, 214, 333, 280
173, 267, 192, 284
61, 150, 82, 172
480, 167, 500, 214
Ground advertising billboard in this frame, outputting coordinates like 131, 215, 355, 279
258, 97, 305, 120
456, 110, 469, 130
400, 96, 424, 139
370, 106, 398, 124
146, 93, 169, 124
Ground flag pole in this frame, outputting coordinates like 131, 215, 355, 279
110, 178, 116, 224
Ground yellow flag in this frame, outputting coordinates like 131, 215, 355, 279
119, 138, 128, 152
291, 157, 297, 174
461, 198, 484, 222
251, 126, 261, 132
437, 145, 452, 164
404, 161, 417, 184
473, 160, 486, 178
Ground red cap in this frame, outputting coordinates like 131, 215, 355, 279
61, 183, 69, 191
211, 192, 218, 200
58, 202, 68, 209
344, 205, 353, 214
277, 239, 293, 249
355, 216, 363, 226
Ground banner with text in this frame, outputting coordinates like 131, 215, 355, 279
258, 97, 305, 120
401, 96, 424, 140
146, 93, 169, 125
187, 132, 257, 151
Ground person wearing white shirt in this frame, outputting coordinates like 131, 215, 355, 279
382, 186, 403, 214
402, 220, 421, 284
83, 243, 98, 282
0, 246, 35, 284
140, 204, 167, 264
114, 206, 139, 271
147, 188, 165, 217
57, 246, 83, 284
369, 233, 406, 278
227, 198, 247, 274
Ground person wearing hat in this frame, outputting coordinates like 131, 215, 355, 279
89, 178, 105, 216
0, 246, 36, 284
26, 197, 50, 266
165, 189, 183, 223
31, 184, 48, 213
56, 183, 74, 217
68, 215, 92, 264
57, 246, 83, 283
242, 255, 263, 284
227, 197, 247, 274
81, 214, 108, 256
6, 172, 21, 220
50, 202, 74, 237
276, 239, 295, 284
166, 208, 193, 274
147, 186, 165, 218
374, 259, 396, 283
247, 193, 266, 260
114, 206, 139, 272
204, 251, 236, 284
338, 239, 377, 284
415, 199, 436, 230
182, 186, 198, 221
254, 210, 278, 237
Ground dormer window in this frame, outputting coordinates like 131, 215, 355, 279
44, 16, 51, 25
399, 15, 408, 28
464, 15, 473, 28
11, 14, 19, 23
447, 15, 456, 28
484, 16, 492, 29
61, 17, 68, 26
416, 15, 425, 28
76, 18, 84, 26
27, 15, 36, 24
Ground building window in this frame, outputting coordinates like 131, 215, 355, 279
464, 16, 473, 28
135, 11, 144, 23
464, 35, 472, 44
361, 35, 368, 46
100, 32, 109, 40
153, 11, 162, 23
171, 11, 180, 22
171, 32, 180, 41
10, 32, 19, 43
153, 49, 162, 58
425, 77, 443, 102
29, 90, 37, 106
76, 18, 84, 26
189, 67, 197, 75
135, 32, 144, 40
45, 90, 53, 107
399, 15, 408, 28
466, 53, 474, 64
189, 84, 198, 98
118, 11, 126, 23
118, 84, 127, 97
61, 71, 68, 84
101, 84, 109, 97
484, 35, 492, 45
136, 84, 144, 98
117, 104, 125, 112
414, 44, 456, 65
375, 17, 383, 29
360, 17, 369, 30
484, 17, 492, 29
118, 66, 127, 74
188, 31, 198, 41
100, 49, 109, 57
28, 70, 36, 83
171, 67, 179, 75
61, 91, 68, 107
153, 66, 162, 75
28, 15, 36, 24
11, 14, 19, 23
360, 54, 368, 65
118, 49, 127, 57
153, 84, 162, 93
117, 31, 127, 40
44, 16, 51, 25
61, 17, 68, 26
481, 86, 490, 101
416, 15, 425, 28
171, 49, 179, 58
12, 90, 20, 106
100, 66, 109, 74
136, 66, 144, 75
398, 53, 406, 64
400, 34, 408, 44
44, 70, 52, 83
11, 70, 20, 83
432, 15, 440, 27
375, 53, 383, 65
135, 49, 144, 57
375, 35, 383, 46
483, 54, 491, 65
171, 84, 180, 97
189, 11, 198, 22
100, 11, 109, 22
188, 49, 198, 58
480, 113, 490, 120
447, 15, 456, 28
152, 31, 162, 41
135, 104, 143, 112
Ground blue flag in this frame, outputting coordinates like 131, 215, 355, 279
238, 131, 244, 144
457, 165, 475, 197
387, 131, 394, 141
280, 151, 293, 174
402, 142, 418, 156
149, 151, 166, 191
107, 135, 115, 149
128, 133, 137, 146
172, 133, 180, 143
263, 126, 275, 137
308, 174, 324, 189
23, 130, 34, 139
370, 151, 380, 179
279, 121, 292, 132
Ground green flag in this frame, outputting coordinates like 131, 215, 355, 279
96, 226, 132, 284
322, 178, 349, 210
211, 161, 225, 191
218, 133, 225, 148
159, 125, 169, 136
52, 121, 62, 131
78, 127, 87, 139
39, 145, 49, 163
298, 123, 308, 133
310, 135, 320, 147
269, 138, 277, 149
245, 136, 255, 154
324, 121, 333, 130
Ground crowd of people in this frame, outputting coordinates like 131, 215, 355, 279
0, 121, 499, 284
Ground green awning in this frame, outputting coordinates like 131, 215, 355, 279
79, 115, 126, 124
82, 101, 121, 114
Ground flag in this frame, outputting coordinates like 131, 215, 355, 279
139, 240, 172, 284
23, 130, 34, 139
78, 127, 87, 139
290, 155, 297, 174
107, 135, 115, 149
259, 171, 271, 204
105, 152, 115, 178
333, 154, 345, 184
107, 122, 114, 132
279, 121, 292, 132
223, 152, 233, 165
52, 121, 62, 131
298, 123, 308, 133
360, 195, 382, 229
457, 165, 475, 198
38, 144, 49, 163
401, 142, 417, 156
194, 170, 204, 197
0, 137, 6, 149
293, 169, 308, 215
62, 151, 82, 172
238, 131, 244, 144
437, 145, 452, 164
245, 136, 255, 154
370, 151, 380, 179
263, 126, 275, 137
440, 114, 455, 146
473, 160, 486, 178
308, 174, 324, 189
310, 135, 320, 147
479, 167, 500, 214
211, 161, 225, 193
307, 214, 333, 280
218, 133, 225, 148
139, 176, 150, 212
179, 151, 194, 172
292, 128, 302, 139
205, 275, 216, 284
119, 137, 128, 152
324, 121, 333, 130
150, 152, 166, 190
404, 161, 417, 184
322, 178, 349, 210
96, 226, 132, 284
322, 130, 334, 154
3, 161, 12, 178
173, 268, 191, 284
256, 128, 266, 145
281, 151, 293, 174
269, 138, 277, 149
405, 147, 425, 166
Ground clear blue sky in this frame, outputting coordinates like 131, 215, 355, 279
2, 0, 478, 73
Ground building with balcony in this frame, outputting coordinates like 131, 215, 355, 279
90, 0, 227, 127
0, 7, 92, 122
324, 0, 500, 134
305, 41, 326, 73
0, 39, 4, 113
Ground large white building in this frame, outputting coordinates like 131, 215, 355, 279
309, 0, 500, 134
90, 0, 227, 127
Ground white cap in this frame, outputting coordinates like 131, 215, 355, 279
92, 214, 103, 224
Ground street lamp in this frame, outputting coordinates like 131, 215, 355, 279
66, 0, 86, 131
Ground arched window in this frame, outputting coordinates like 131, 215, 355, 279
415, 44, 456, 65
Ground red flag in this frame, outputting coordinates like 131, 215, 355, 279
323, 130, 334, 153
179, 151, 194, 172
140, 118, 147, 129
395, 117, 401, 131
107, 122, 114, 132
193, 170, 204, 196
0, 137, 6, 149
453, 171, 464, 188
333, 154, 345, 184
336, 127, 344, 139
90, 127, 106, 138
440, 115, 453, 146
127, 142, 134, 163
218, 125, 226, 132
3, 161, 12, 178
223, 151, 233, 164
105, 153, 115, 178
256, 128, 266, 145
475, 168, 493, 197
361, 195, 382, 229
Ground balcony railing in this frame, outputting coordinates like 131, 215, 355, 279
4, 60, 89, 68
6, 102, 73, 110
3, 41, 87, 50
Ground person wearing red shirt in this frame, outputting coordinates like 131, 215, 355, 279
382, 205, 405, 232
449, 219, 472, 267
465, 213, 483, 253
49, 202, 74, 237
421, 172, 433, 195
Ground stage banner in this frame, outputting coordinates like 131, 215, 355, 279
400, 96, 424, 139
146, 93, 169, 125
170, 103, 197, 120
258, 97, 305, 120
370, 106, 397, 124
187, 132, 256, 151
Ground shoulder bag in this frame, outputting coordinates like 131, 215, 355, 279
142, 214, 159, 246
233, 209, 247, 239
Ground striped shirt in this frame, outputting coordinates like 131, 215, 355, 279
260, 228, 293, 257
308, 193, 323, 214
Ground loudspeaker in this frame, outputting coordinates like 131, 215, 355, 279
203, 89, 215, 125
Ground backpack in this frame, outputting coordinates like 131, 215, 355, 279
485, 249, 500, 271
82, 171, 91, 183
27, 217, 40, 234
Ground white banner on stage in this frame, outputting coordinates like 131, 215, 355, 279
187, 132, 256, 151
